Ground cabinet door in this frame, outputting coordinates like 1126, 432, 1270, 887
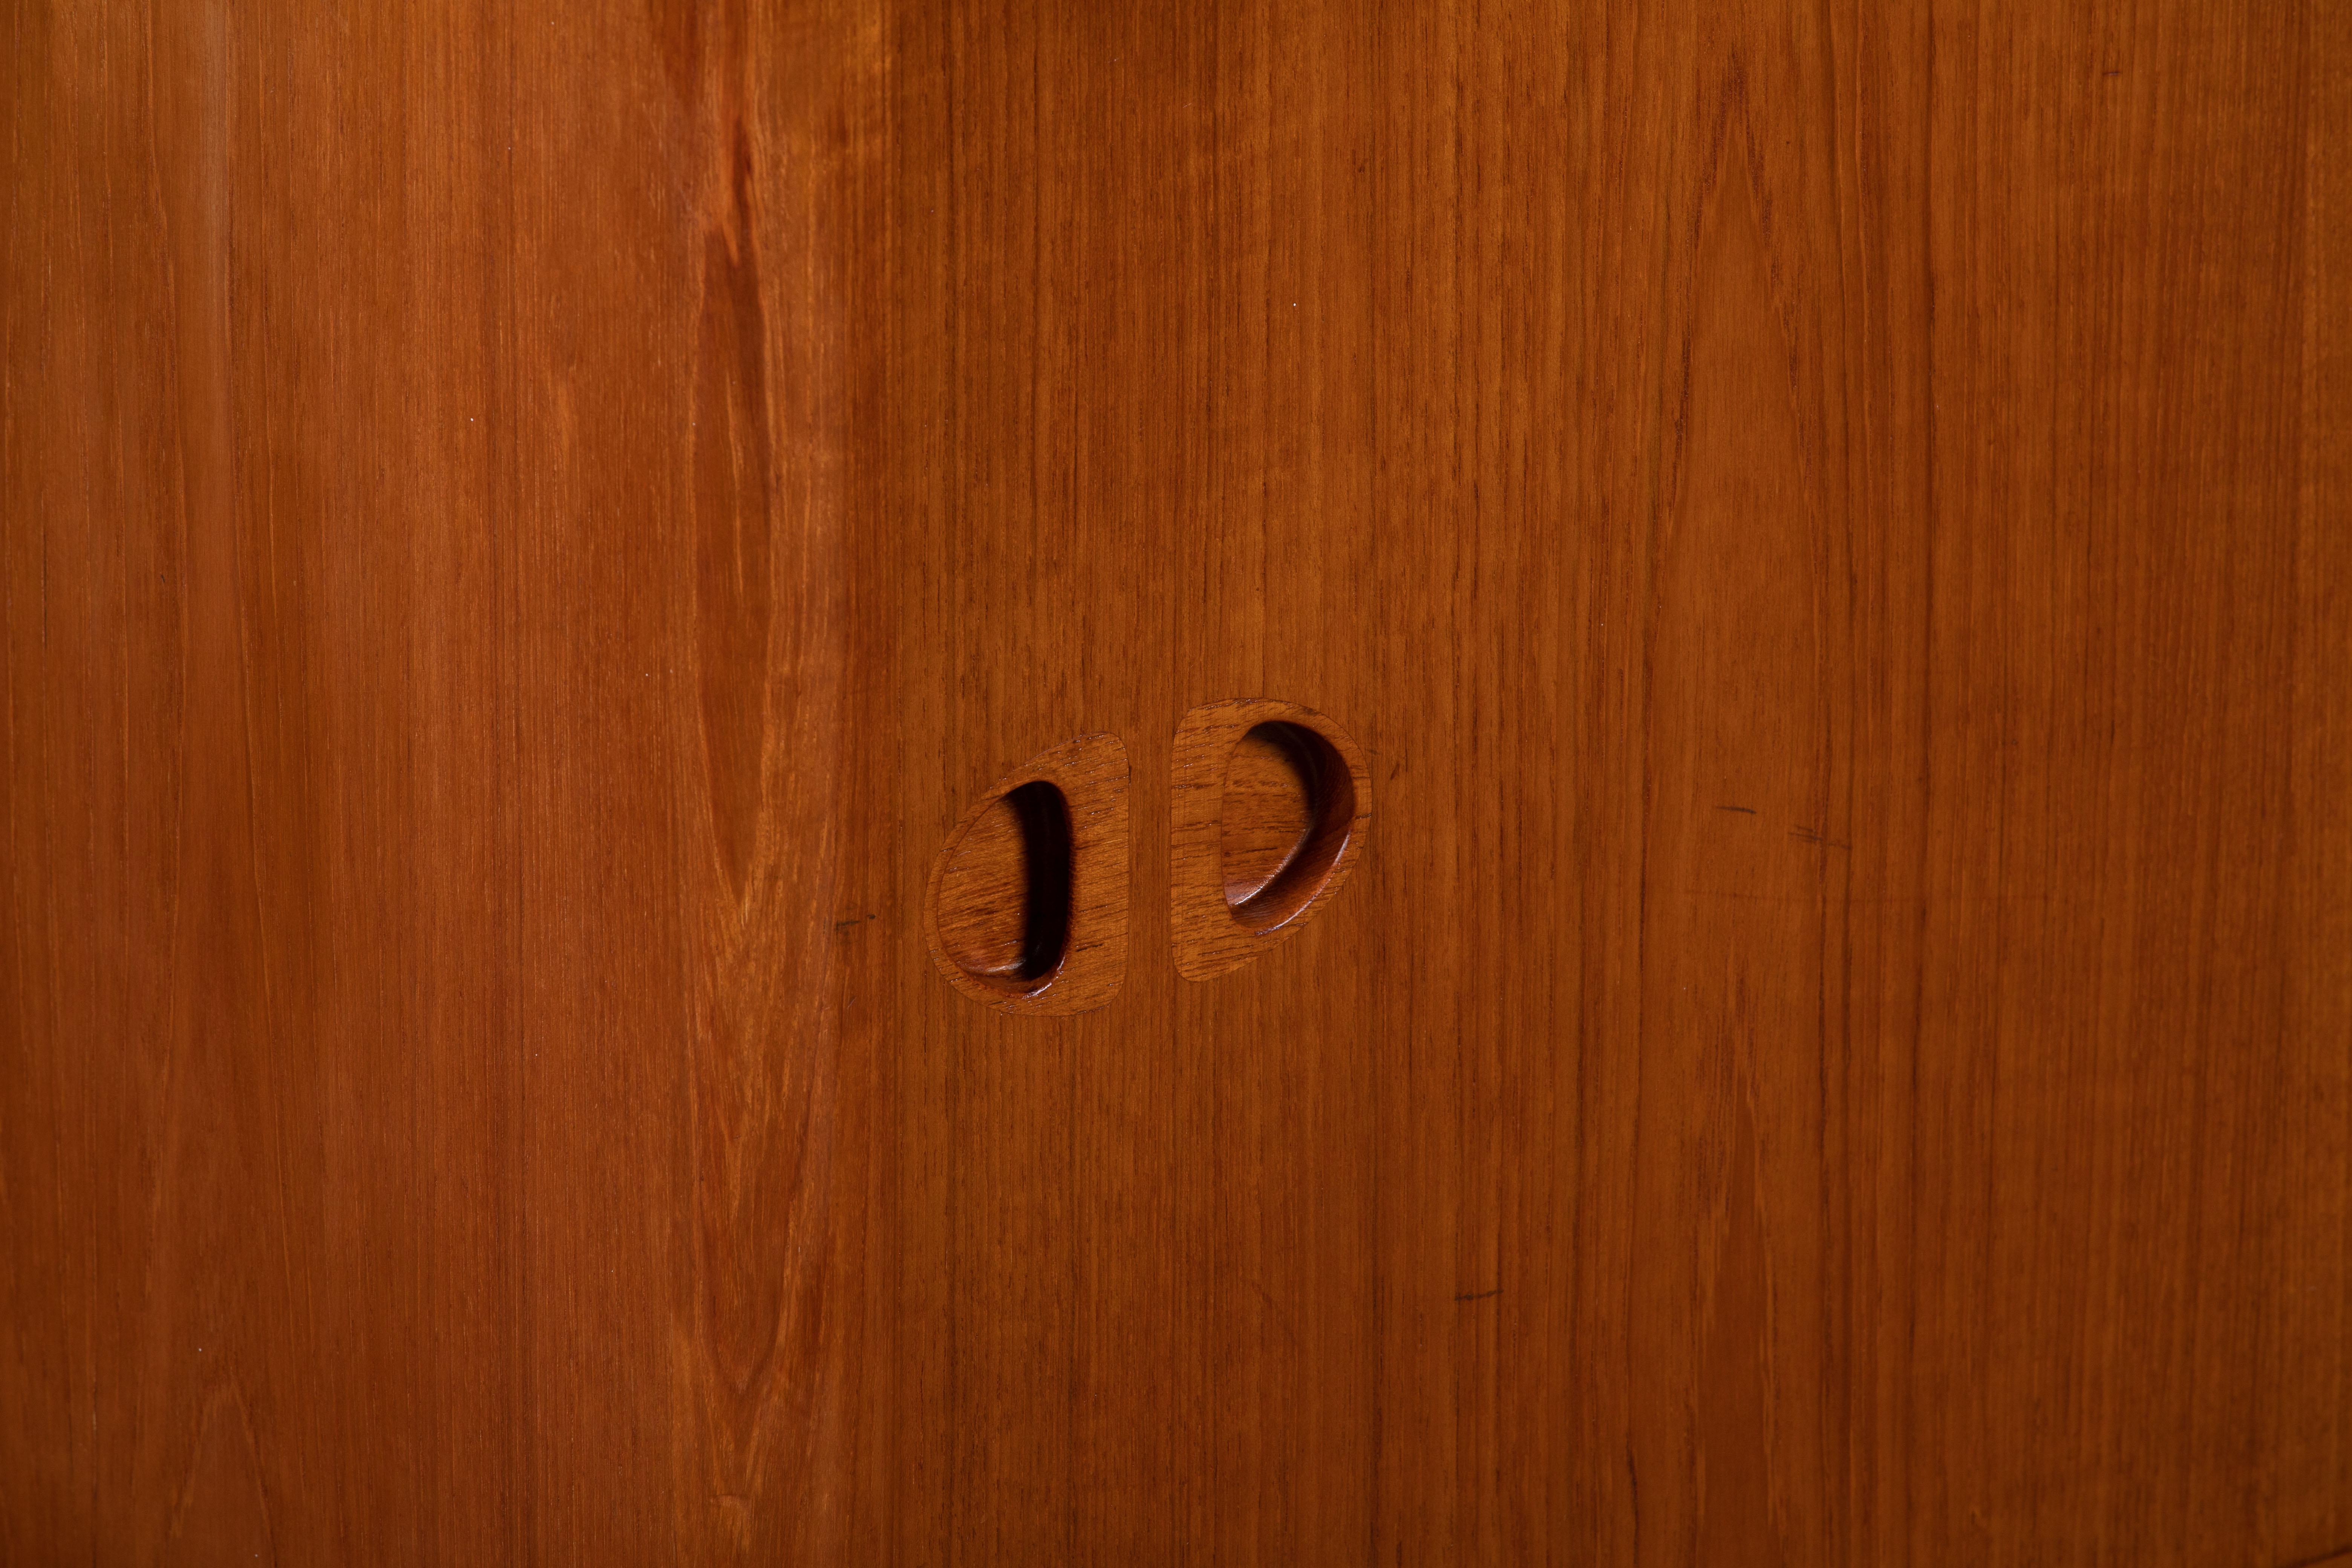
6, 2, 2346, 1563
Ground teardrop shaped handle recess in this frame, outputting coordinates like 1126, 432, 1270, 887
1220, 720, 1358, 931
926, 733, 1129, 1014
935, 780, 1074, 984
1171, 699, 1371, 980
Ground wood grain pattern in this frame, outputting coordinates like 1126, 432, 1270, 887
1171, 697, 1374, 980
925, 732, 1130, 1014
1220, 726, 1326, 905
5, 0, 2347, 1563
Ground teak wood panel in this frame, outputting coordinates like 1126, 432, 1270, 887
1170, 697, 1373, 980
5, 0, 2348, 1563
925, 731, 1130, 1013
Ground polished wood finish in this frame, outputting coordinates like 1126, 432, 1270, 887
926, 732, 1130, 1014
1171, 697, 1374, 980
1220, 724, 1328, 906
6, 0, 2347, 1562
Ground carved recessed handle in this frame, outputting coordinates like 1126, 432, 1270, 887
926, 733, 1129, 1014
1171, 699, 1371, 980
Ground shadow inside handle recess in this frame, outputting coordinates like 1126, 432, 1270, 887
1222, 721, 1355, 934
938, 779, 1074, 987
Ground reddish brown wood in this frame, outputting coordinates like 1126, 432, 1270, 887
1171, 697, 1374, 980
1220, 726, 1325, 905
5, 0, 2347, 1563
925, 732, 1129, 1014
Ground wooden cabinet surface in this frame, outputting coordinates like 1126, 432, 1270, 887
6, 0, 2348, 1562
